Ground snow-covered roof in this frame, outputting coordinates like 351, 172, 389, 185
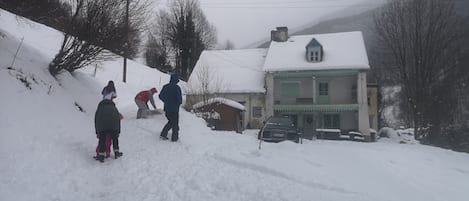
187, 49, 267, 94
263, 31, 369, 71
192, 97, 246, 111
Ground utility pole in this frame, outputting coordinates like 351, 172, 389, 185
123, 0, 130, 82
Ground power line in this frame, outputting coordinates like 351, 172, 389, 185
201, 4, 383, 9
199, 0, 385, 9
201, 0, 348, 5
201, 0, 469, 5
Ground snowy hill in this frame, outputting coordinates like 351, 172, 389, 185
1, 9, 469, 201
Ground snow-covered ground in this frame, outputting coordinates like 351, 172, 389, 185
1, 9, 469, 201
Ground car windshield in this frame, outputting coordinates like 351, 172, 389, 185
267, 117, 293, 126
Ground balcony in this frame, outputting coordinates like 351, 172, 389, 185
273, 104, 358, 112
273, 98, 358, 112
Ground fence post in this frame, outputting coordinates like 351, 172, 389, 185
10, 37, 24, 68
258, 116, 271, 150
93, 64, 98, 77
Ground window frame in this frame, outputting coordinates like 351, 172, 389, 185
252, 106, 262, 118
281, 81, 300, 98
323, 114, 340, 129
309, 51, 320, 62
318, 82, 329, 96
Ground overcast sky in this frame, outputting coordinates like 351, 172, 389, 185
154, 0, 385, 48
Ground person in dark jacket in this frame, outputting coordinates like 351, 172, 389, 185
99, 80, 117, 157
94, 99, 123, 162
159, 73, 182, 142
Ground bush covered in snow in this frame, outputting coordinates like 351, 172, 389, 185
378, 127, 418, 144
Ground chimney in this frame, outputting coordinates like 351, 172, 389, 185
270, 26, 288, 42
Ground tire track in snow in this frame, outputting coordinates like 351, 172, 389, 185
211, 153, 358, 195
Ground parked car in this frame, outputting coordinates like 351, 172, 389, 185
258, 116, 300, 143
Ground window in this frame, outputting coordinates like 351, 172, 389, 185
252, 107, 262, 118
324, 114, 340, 129
309, 51, 320, 62
319, 82, 328, 96
281, 82, 299, 98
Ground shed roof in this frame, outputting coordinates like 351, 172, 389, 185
192, 97, 245, 111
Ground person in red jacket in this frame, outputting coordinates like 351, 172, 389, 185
135, 88, 157, 119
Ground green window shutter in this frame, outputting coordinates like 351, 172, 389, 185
281, 82, 299, 98
319, 82, 328, 95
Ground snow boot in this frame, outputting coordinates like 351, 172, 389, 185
94, 155, 105, 163
160, 136, 169, 140
115, 151, 123, 159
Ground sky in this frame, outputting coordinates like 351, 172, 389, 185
1, 8, 469, 201
154, 0, 385, 48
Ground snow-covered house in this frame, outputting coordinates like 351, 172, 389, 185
188, 28, 372, 139
192, 97, 246, 133
186, 49, 268, 130
264, 27, 371, 139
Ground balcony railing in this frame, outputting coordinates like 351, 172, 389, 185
273, 103, 359, 112
296, 98, 314, 104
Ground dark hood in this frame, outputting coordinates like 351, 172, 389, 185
170, 74, 179, 84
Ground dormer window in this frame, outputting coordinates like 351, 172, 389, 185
305, 38, 323, 63
310, 51, 319, 62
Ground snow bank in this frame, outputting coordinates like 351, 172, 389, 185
378, 127, 418, 144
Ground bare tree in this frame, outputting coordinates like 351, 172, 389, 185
144, 34, 172, 72
374, 0, 464, 140
109, 0, 152, 58
49, 0, 98, 75
147, 0, 217, 81
49, 0, 151, 76
185, 61, 225, 106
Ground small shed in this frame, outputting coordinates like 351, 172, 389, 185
193, 97, 245, 133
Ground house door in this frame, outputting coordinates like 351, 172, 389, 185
303, 114, 315, 139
